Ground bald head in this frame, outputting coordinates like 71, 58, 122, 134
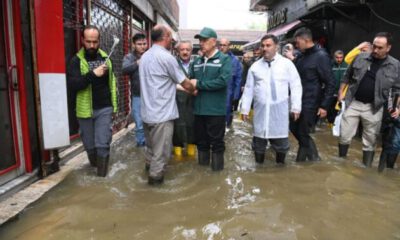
151, 24, 173, 49
219, 38, 231, 54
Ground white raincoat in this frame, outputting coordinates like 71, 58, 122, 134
240, 54, 302, 139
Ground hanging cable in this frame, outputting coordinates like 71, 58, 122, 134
366, 3, 400, 27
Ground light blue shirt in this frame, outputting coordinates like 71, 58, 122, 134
139, 44, 186, 123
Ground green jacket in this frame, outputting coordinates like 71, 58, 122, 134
190, 51, 232, 115
332, 61, 348, 92
76, 48, 118, 118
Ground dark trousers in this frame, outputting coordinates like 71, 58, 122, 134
252, 137, 290, 154
290, 108, 317, 148
194, 115, 225, 153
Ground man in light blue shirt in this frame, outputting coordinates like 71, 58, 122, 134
139, 24, 195, 185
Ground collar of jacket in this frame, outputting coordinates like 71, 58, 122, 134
303, 45, 318, 55
201, 50, 221, 62
364, 53, 395, 66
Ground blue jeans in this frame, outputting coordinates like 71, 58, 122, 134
132, 96, 145, 145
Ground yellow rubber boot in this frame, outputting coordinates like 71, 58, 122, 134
187, 144, 196, 156
173, 146, 183, 156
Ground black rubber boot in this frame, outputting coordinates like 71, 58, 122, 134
362, 151, 374, 168
338, 144, 349, 158
296, 147, 308, 162
386, 153, 398, 169
88, 153, 97, 167
378, 150, 388, 172
198, 151, 210, 166
211, 152, 224, 171
97, 155, 110, 177
254, 152, 265, 164
308, 139, 320, 161
148, 175, 164, 185
276, 152, 286, 164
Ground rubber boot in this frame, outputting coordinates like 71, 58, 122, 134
211, 152, 224, 171
198, 151, 210, 166
308, 139, 320, 161
97, 155, 109, 177
148, 175, 164, 185
362, 151, 374, 168
254, 152, 265, 164
378, 150, 388, 172
296, 147, 308, 162
338, 144, 349, 158
88, 153, 97, 167
173, 146, 183, 156
276, 152, 286, 164
187, 144, 196, 156
386, 153, 398, 169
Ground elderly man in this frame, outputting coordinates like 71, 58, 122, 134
241, 34, 302, 165
173, 40, 196, 157
189, 27, 232, 171
140, 25, 195, 185
67, 25, 118, 177
338, 32, 400, 167
122, 33, 148, 147
289, 27, 336, 162
219, 38, 242, 127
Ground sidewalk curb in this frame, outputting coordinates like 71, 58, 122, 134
0, 124, 134, 226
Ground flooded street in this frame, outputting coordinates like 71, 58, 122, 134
1, 119, 400, 240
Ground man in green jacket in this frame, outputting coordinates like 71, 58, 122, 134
189, 27, 232, 171
67, 25, 118, 177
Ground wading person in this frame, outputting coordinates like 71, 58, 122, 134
67, 25, 118, 177
240, 34, 302, 165
289, 27, 336, 162
327, 50, 348, 125
173, 40, 196, 157
189, 27, 232, 171
140, 25, 195, 185
122, 33, 148, 147
219, 38, 242, 128
338, 32, 400, 167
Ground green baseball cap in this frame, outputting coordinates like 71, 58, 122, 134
194, 27, 218, 39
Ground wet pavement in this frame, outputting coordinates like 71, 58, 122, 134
1, 119, 400, 240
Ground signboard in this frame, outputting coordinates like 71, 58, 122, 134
267, 8, 288, 30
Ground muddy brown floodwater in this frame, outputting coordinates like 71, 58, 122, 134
1, 119, 400, 240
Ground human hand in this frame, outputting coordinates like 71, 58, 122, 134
93, 64, 108, 77
190, 79, 197, 89
390, 108, 399, 119
317, 108, 327, 118
357, 42, 372, 52
291, 112, 300, 121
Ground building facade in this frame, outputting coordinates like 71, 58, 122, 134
0, 0, 179, 195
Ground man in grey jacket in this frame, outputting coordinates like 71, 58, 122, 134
122, 33, 148, 147
338, 32, 400, 167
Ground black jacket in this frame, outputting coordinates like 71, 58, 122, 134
295, 45, 336, 110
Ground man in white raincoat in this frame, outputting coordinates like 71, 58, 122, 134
240, 34, 302, 164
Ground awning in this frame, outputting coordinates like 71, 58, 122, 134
242, 20, 302, 51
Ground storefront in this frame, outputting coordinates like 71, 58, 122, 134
0, 0, 179, 193
248, 0, 400, 58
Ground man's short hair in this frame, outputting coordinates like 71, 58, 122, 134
294, 27, 313, 40
334, 50, 344, 56
175, 40, 193, 50
82, 25, 100, 38
260, 34, 279, 45
132, 33, 146, 43
375, 32, 393, 46
151, 26, 167, 42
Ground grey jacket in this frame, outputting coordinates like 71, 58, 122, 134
122, 52, 141, 96
343, 52, 400, 113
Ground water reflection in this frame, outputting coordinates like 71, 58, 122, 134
1, 119, 400, 240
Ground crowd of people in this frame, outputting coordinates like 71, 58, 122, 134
67, 24, 400, 185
